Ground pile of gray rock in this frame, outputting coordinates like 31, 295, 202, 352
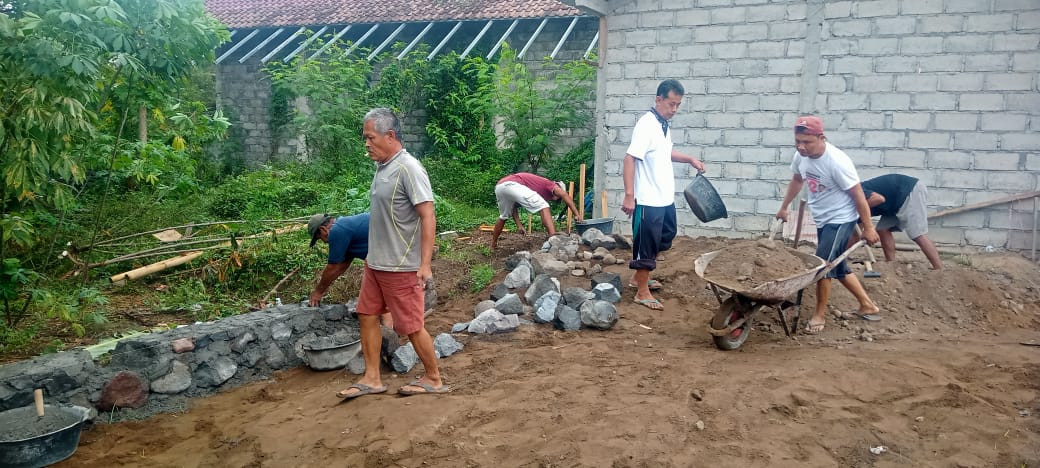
455, 231, 631, 335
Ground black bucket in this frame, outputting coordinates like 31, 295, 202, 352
683, 174, 728, 223
0, 405, 90, 468
575, 217, 614, 235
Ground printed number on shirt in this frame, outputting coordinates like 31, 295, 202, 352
807, 174, 822, 193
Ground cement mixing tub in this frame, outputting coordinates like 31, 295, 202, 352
0, 404, 91, 468
301, 336, 361, 371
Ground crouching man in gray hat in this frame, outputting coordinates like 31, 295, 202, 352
306, 212, 372, 308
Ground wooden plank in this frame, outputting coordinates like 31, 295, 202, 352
578, 164, 586, 220
567, 181, 574, 233
929, 191, 1040, 219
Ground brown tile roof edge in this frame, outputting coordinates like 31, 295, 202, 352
205, 0, 585, 29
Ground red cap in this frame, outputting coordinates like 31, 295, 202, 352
794, 116, 824, 136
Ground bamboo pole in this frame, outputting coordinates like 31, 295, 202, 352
527, 213, 533, 233
260, 267, 300, 307
88, 218, 307, 249
601, 190, 608, 218
107, 225, 304, 283
929, 191, 1040, 219
567, 182, 575, 233
578, 164, 586, 220
110, 250, 206, 284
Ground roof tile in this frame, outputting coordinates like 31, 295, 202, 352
205, 0, 583, 28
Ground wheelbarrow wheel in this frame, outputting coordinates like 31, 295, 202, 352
711, 297, 752, 351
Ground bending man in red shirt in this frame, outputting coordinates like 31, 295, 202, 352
490, 172, 583, 249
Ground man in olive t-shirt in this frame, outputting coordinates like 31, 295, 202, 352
334, 108, 448, 400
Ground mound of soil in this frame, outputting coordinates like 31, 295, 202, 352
702, 238, 817, 288
58, 232, 1040, 467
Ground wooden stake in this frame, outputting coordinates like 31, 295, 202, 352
527, 213, 532, 233
34, 389, 44, 417
601, 190, 608, 218
578, 164, 586, 220
567, 182, 575, 233
1032, 196, 1037, 262
793, 199, 806, 248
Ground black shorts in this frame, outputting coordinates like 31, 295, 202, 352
816, 221, 856, 279
629, 204, 677, 271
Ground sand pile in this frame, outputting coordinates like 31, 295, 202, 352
702, 238, 818, 288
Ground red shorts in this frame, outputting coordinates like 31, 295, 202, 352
357, 265, 425, 336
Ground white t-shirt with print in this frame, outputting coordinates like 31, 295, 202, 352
789, 142, 860, 225
626, 111, 674, 207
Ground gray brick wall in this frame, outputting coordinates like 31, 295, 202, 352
598, 0, 1040, 253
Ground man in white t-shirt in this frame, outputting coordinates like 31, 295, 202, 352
622, 79, 706, 310
776, 116, 881, 334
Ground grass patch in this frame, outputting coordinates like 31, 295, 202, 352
469, 263, 495, 293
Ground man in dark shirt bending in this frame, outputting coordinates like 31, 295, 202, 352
859, 174, 942, 270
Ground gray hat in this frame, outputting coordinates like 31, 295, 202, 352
308, 214, 332, 247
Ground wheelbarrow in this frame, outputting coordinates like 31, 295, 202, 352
695, 220, 865, 350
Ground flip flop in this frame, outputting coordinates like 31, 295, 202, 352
633, 297, 664, 310
336, 383, 388, 400
854, 312, 882, 322
803, 320, 826, 335
628, 279, 663, 291
398, 379, 450, 396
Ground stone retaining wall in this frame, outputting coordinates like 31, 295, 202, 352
0, 303, 360, 418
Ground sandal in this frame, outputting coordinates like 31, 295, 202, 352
398, 379, 450, 396
633, 297, 664, 310
336, 383, 388, 400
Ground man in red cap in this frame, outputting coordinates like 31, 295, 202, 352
776, 116, 881, 334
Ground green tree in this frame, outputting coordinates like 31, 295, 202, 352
489, 45, 595, 172
0, 0, 227, 332
266, 40, 376, 179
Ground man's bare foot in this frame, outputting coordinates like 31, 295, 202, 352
854, 305, 881, 321
803, 318, 826, 334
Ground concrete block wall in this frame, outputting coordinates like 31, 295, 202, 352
598, 0, 1040, 252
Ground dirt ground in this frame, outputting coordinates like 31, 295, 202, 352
61, 231, 1040, 467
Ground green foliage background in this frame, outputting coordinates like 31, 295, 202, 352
0, 15, 597, 356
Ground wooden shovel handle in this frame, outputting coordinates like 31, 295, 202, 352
793, 199, 806, 248
34, 389, 44, 417
854, 225, 878, 263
